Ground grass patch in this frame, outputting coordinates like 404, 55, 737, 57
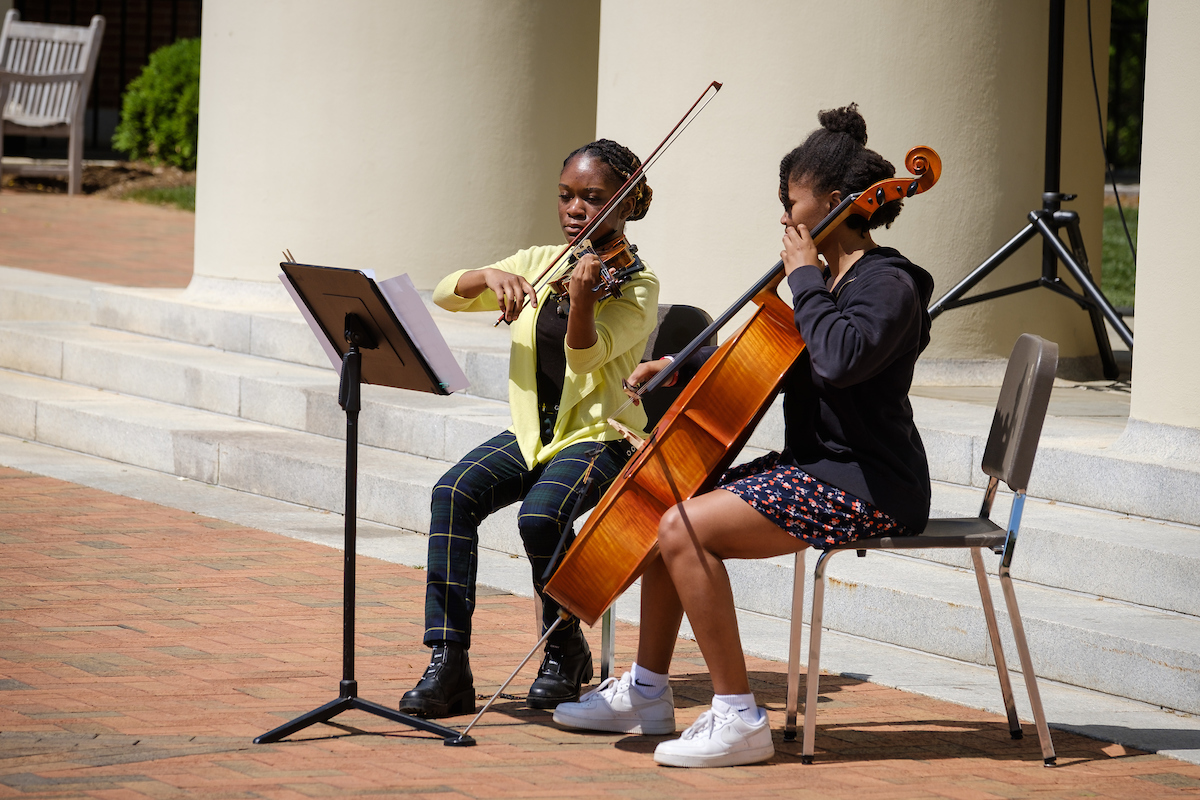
122, 184, 195, 212
1101, 204, 1137, 310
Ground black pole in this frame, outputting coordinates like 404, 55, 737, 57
1042, 0, 1066, 281
341, 345, 360, 697
254, 314, 472, 746
1045, 0, 1065, 195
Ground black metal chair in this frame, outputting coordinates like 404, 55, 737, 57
784, 333, 1059, 766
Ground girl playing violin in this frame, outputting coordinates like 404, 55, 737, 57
553, 105, 934, 768
399, 140, 659, 718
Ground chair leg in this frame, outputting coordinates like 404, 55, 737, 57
998, 565, 1057, 765
68, 120, 83, 196
784, 549, 805, 741
802, 550, 835, 764
970, 548, 1022, 737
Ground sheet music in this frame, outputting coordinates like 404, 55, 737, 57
376, 273, 469, 393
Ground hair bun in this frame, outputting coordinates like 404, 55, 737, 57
817, 103, 868, 147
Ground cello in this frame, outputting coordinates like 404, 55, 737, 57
545, 146, 942, 626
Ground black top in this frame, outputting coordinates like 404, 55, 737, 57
535, 301, 568, 445
681, 247, 935, 532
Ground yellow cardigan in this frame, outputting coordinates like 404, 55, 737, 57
433, 245, 659, 469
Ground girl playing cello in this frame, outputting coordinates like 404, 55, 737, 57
553, 104, 934, 768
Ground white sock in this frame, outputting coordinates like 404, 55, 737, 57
713, 693, 762, 724
630, 662, 669, 697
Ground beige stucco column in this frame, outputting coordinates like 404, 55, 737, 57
193, 0, 599, 291
595, 0, 1110, 380
1118, 0, 1200, 454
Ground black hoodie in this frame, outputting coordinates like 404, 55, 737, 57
782, 246, 934, 532
680, 246, 934, 533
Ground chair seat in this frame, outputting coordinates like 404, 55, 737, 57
5, 116, 70, 130
823, 517, 1005, 552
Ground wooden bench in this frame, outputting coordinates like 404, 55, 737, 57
0, 10, 105, 195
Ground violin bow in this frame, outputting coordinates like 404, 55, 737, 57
494, 79, 723, 326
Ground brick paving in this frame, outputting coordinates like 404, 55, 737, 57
0, 193, 192, 288
4, 465, 1200, 799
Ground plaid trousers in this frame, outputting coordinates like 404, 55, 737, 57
423, 430, 634, 649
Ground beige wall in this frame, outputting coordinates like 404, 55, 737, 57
193, 0, 600, 289
1127, 0, 1200, 430
595, 0, 1110, 370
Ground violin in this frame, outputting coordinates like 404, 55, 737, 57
548, 236, 644, 318
544, 146, 943, 627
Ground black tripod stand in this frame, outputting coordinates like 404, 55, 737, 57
257, 263, 474, 746
928, 0, 1133, 381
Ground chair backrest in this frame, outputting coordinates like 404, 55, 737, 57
640, 304, 716, 429
980, 333, 1059, 493
0, 10, 105, 129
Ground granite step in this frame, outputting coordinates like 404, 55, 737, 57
2, 268, 1198, 715
1, 363, 1198, 713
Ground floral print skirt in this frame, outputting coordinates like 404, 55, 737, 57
717, 452, 909, 548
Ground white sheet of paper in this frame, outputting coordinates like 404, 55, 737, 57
377, 273, 470, 393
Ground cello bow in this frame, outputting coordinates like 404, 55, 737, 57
544, 146, 942, 626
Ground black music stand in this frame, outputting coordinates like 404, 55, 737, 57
928, 0, 1133, 380
254, 262, 474, 747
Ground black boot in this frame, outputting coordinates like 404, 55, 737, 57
399, 642, 475, 718
526, 629, 593, 709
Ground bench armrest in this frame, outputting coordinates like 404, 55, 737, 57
0, 70, 89, 85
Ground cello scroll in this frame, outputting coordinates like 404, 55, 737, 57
845, 145, 941, 221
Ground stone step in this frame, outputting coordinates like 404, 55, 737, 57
77, 280, 1200, 525
22, 279, 1200, 529
746, 382, 1200, 530
0, 320, 510, 464
0, 367, 522, 557
1, 319, 1197, 618
88, 281, 515, 403
727, 545, 1200, 716
0, 265, 94, 321
1, 364, 1197, 714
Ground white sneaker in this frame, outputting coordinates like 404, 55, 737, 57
653, 704, 774, 768
552, 671, 675, 735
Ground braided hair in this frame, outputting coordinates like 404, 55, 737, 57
563, 139, 653, 221
779, 103, 900, 231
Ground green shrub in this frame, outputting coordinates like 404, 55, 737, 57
112, 38, 201, 170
